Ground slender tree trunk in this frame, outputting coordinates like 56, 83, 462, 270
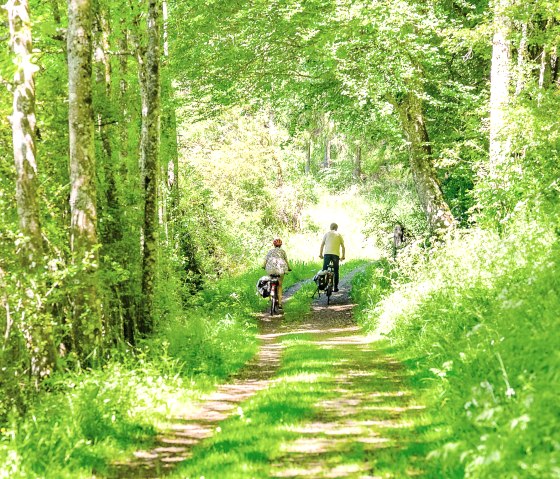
50, 0, 61, 23
93, 2, 118, 232
323, 137, 331, 168
8, 0, 43, 262
395, 93, 454, 232
515, 21, 528, 96
353, 144, 362, 181
537, 19, 555, 91
539, 47, 549, 90
489, 0, 512, 179
552, 46, 559, 86
136, 0, 162, 335
161, 1, 179, 238
93, 2, 129, 347
67, 0, 102, 361
7, 0, 56, 379
305, 138, 312, 174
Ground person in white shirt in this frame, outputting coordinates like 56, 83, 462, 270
319, 223, 345, 292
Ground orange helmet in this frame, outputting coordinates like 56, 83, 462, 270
273, 238, 282, 247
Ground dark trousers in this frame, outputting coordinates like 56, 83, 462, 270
322, 254, 340, 288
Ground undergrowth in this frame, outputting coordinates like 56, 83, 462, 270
353, 208, 560, 478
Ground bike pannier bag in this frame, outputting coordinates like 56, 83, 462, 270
257, 276, 271, 298
313, 270, 328, 291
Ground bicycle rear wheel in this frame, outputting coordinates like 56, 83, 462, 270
270, 284, 278, 315
326, 274, 333, 305
326, 285, 332, 305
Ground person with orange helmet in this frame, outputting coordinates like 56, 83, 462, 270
262, 238, 292, 309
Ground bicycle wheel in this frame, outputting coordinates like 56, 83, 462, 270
326, 283, 333, 305
270, 284, 278, 316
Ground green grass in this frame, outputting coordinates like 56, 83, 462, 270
353, 215, 560, 478
0, 261, 321, 479
0, 259, 392, 479
168, 272, 434, 479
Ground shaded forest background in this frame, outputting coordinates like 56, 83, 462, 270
1, 0, 559, 477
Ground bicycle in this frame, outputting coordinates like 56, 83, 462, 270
268, 274, 281, 316
312, 259, 335, 305
325, 260, 334, 305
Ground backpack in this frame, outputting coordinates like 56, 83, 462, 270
313, 270, 328, 291
256, 276, 271, 298
265, 255, 288, 276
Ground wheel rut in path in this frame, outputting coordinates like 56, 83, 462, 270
106, 266, 425, 478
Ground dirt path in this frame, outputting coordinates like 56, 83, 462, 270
107, 267, 425, 478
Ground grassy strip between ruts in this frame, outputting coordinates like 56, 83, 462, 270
167, 260, 434, 479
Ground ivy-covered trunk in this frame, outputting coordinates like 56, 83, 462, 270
7, 0, 56, 379
67, 0, 103, 361
396, 92, 454, 232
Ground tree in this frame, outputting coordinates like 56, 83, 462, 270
7, 0, 44, 265
169, 0, 457, 231
489, 0, 512, 180
393, 90, 454, 231
133, 0, 162, 335
7, 0, 56, 379
353, 144, 361, 181
67, 0, 103, 361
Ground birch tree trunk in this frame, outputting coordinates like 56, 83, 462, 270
136, 0, 162, 335
489, 0, 512, 180
7, 0, 56, 379
8, 0, 43, 262
161, 1, 179, 237
67, 0, 102, 360
396, 93, 454, 232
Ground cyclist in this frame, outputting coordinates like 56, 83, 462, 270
319, 223, 345, 292
262, 238, 292, 309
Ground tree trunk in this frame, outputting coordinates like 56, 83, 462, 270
396, 93, 454, 232
161, 1, 179, 238
514, 21, 527, 96
353, 144, 362, 181
7, 0, 56, 379
323, 137, 331, 168
136, 0, 162, 335
489, 0, 512, 179
305, 138, 312, 174
67, 0, 102, 361
93, 2, 129, 347
50, 0, 61, 24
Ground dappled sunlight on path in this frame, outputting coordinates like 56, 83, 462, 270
106, 267, 428, 478
268, 304, 426, 478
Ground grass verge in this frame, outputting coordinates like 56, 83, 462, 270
352, 216, 560, 478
